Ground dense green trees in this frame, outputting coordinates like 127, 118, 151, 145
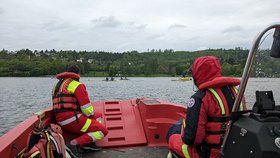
0, 48, 279, 77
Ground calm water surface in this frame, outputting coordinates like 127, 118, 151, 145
0, 77, 279, 136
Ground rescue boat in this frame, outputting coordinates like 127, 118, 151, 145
0, 98, 186, 158
1, 24, 280, 158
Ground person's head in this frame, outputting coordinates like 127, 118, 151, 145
190, 56, 221, 87
67, 65, 80, 74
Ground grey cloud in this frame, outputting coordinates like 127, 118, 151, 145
146, 34, 163, 40
222, 26, 243, 34
132, 24, 146, 30
168, 24, 187, 30
91, 16, 122, 28
128, 22, 147, 30
42, 21, 71, 32
1, 0, 279, 52
135, 24, 146, 30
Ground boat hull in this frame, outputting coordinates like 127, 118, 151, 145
0, 98, 186, 158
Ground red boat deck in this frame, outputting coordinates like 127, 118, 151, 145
94, 99, 147, 147
83, 98, 186, 158
94, 98, 186, 148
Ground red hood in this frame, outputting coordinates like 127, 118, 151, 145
191, 56, 221, 88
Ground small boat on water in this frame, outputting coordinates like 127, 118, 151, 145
1, 24, 280, 158
120, 77, 129, 80
171, 77, 192, 81
102, 77, 117, 82
179, 77, 192, 81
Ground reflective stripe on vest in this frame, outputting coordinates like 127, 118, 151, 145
182, 143, 191, 158
87, 131, 105, 141
208, 88, 226, 115
232, 86, 243, 111
207, 87, 235, 145
81, 102, 94, 117
57, 114, 82, 126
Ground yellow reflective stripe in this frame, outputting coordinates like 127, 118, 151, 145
67, 80, 81, 93
81, 118, 92, 132
233, 86, 243, 111
45, 131, 51, 158
92, 131, 103, 140
30, 151, 40, 158
81, 103, 94, 116
183, 119, 186, 128
182, 144, 190, 158
88, 131, 104, 141
208, 88, 225, 115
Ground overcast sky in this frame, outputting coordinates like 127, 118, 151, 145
0, 0, 279, 52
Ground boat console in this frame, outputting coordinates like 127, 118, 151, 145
223, 90, 280, 158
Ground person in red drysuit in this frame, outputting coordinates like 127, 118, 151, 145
167, 56, 246, 158
52, 65, 108, 158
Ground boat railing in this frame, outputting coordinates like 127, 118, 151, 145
221, 23, 280, 154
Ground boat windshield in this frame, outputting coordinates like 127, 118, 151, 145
244, 29, 280, 109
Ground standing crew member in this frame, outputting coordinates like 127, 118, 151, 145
52, 65, 108, 158
167, 56, 246, 158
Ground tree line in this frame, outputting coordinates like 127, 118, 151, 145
0, 48, 279, 77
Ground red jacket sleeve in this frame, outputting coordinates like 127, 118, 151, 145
74, 83, 90, 106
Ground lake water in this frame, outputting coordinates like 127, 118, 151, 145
0, 77, 279, 136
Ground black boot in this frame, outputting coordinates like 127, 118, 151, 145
81, 142, 101, 152
65, 143, 83, 158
